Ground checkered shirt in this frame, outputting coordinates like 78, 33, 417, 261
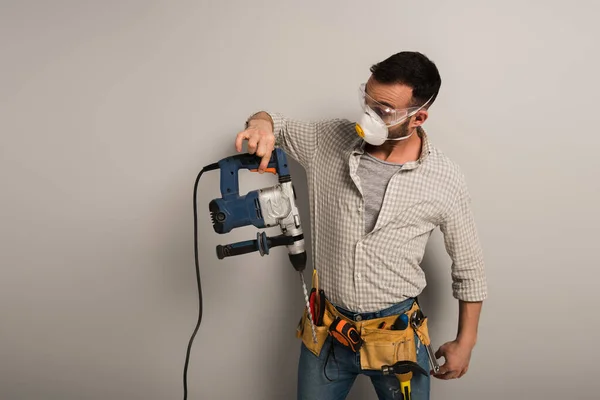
264, 112, 488, 312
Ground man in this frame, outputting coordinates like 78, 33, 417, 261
235, 51, 487, 400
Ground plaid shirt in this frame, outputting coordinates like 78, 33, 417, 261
264, 112, 487, 312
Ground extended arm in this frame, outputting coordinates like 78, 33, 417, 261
435, 177, 487, 379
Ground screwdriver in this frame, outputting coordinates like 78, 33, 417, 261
391, 313, 409, 330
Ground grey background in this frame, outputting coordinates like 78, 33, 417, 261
1, 1, 598, 399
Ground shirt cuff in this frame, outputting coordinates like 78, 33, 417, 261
452, 278, 488, 302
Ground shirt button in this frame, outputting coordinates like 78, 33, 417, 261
356, 273, 362, 280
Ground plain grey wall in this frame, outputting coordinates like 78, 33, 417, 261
1, 1, 599, 399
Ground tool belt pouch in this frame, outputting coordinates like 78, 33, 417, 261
359, 303, 424, 372
295, 308, 329, 357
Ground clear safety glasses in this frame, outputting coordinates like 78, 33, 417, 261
358, 83, 432, 127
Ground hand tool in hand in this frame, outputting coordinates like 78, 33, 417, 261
410, 309, 440, 374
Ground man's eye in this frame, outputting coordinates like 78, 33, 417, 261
372, 107, 386, 117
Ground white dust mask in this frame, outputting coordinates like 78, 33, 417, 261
354, 83, 433, 146
355, 109, 414, 146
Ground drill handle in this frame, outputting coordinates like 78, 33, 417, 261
216, 240, 259, 259
218, 149, 290, 199
215, 232, 305, 264
216, 232, 269, 259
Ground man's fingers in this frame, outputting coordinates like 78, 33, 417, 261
434, 370, 455, 380
234, 128, 275, 172
444, 370, 460, 380
433, 362, 454, 380
256, 136, 275, 171
258, 155, 270, 173
235, 131, 250, 152
435, 346, 445, 359
434, 364, 449, 376
255, 139, 270, 158
247, 134, 259, 154
433, 362, 465, 380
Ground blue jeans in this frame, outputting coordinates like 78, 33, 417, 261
297, 298, 430, 400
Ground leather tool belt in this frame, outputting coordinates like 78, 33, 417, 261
295, 277, 432, 382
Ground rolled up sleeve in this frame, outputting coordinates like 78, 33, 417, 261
439, 178, 488, 302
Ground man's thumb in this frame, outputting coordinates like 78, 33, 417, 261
435, 345, 445, 359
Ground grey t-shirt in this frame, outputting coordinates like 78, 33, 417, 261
356, 152, 403, 233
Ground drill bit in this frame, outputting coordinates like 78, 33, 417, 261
299, 272, 318, 344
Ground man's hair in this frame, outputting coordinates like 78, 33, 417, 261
370, 51, 442, 108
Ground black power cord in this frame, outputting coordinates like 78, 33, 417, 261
183, 162, 219, 400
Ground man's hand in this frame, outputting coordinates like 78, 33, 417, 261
432, 300, 482, 380
235, 112, 276, 173
432, 339, 474, 380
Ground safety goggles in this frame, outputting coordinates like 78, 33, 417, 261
358, 83, 432, 127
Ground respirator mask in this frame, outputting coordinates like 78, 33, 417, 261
355, 83, 433, 146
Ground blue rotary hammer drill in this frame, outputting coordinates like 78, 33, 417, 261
183, 148, 319, 399
209, 148, 307, 271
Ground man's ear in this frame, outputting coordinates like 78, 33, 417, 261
411, 110, 429, 128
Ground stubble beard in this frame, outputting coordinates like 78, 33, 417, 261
387, 120, 411, 140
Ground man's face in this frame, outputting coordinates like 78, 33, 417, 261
364, 77, 420, 140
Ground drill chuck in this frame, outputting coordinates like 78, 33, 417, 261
289, 252, 307, 272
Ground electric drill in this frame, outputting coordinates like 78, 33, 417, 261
208, 148, 317, 342
183, 148, 317, 400
208, 148, 306, 270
